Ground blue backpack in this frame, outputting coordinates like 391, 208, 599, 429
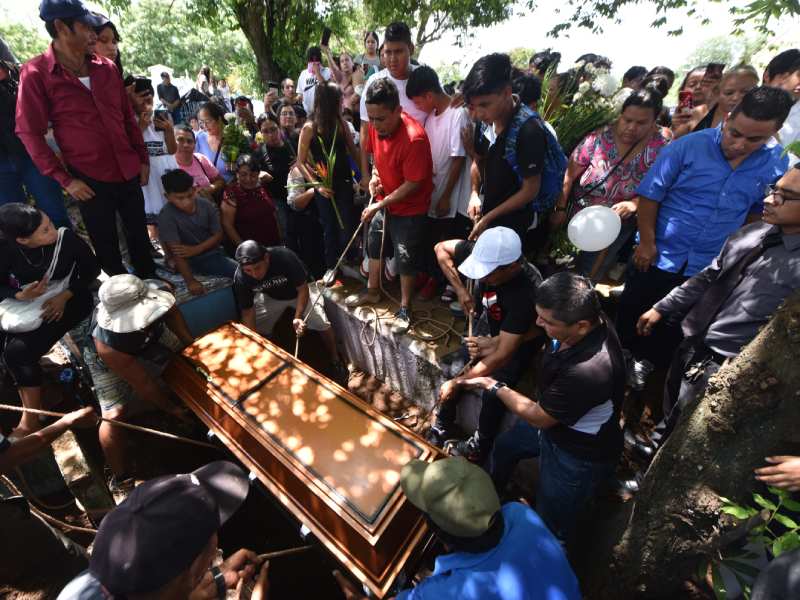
483, 104, 567, 212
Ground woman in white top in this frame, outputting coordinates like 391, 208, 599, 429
138, 104, 177, 245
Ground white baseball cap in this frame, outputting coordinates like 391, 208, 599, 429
458, 227, 522, 280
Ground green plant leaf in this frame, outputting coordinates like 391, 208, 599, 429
774, 531, 800, 557
782, 497, 800, 512
773, 513, 799, 529
711, 562, 727, 599
767, 486, 789, 500
721, 505, 755, 520
753, 493, 778, 511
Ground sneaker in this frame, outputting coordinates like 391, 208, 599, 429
418, 277, 438, 301
344, 288, 381, 308
426, 425, 453, 448
390, 307, 411, 335
440, 285, 456, 303
445, 433, 488, 464
384, 257, 398, 282
109, 474, 136, 505
627, 357, 655, 391
449, 300, 465, 318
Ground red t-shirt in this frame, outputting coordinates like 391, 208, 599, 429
365, 112, 433, 216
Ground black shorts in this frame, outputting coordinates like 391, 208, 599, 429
366, 211, 426, 276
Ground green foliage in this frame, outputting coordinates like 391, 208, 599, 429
433, 61, 464, 86
533, 0, 799, 38
220, 114, 252, 164
0, 21, 49, 63
508, 47, 534, 70
100, 0, 261, 94
362, 0, 511, 54
707, 487, 800, 599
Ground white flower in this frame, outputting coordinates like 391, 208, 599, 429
592, 74, 619, 98
243, 130, 252, 139
224, 112, 236, 123
578, 81, 591, 94
573, 92, 583, 103
573, 60, 586, 70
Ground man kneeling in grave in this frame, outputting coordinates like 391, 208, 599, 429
431, 227, 545, 463
90, 274, 195, 485
233, 240, 347, 380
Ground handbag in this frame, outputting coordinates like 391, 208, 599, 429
0, 228, 74, 333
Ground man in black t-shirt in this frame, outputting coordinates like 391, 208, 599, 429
460, 272, 625, 545
462, 53, 547, 242
156, 72, 181, 122
432, 227, 544, 463
233, 241, 345, 374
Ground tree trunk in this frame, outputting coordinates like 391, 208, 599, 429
590, 291, 800, 598
234, 1, 282, 90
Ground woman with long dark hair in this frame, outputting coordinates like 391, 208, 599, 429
93, 15, 123, 75
0, 204, 99, 435
355, 31, 381, 77
195, 101, 234, 183
296, 81, 360, 278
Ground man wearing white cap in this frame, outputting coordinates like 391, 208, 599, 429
334, 456, 580, 599
431, 227, 544, 463
90, 274, 195, 483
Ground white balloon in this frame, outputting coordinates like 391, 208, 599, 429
567, 206, 622, 252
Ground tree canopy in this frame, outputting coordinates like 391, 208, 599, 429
0, 22, 49, 63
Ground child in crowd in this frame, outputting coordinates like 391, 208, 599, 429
406, 65, 472, 300
138, 102, 177, 248
157, 169, 238, 295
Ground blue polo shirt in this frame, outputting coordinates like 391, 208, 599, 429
636, 127, 788, 276
396, 502, 580, 600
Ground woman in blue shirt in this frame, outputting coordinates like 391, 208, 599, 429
195, 101, 235, 183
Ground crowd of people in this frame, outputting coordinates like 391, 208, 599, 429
2, 0, 800, 597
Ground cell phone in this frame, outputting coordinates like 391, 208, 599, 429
154, 109, 169, 121
321, 27, 332, 47
678, 90, 693, 112
705, 63, 725, 80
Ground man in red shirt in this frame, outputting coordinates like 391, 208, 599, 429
15, 0, 157, 279
344, 78, 433, 334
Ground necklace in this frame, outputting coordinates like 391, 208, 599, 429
17, 245, 45, 268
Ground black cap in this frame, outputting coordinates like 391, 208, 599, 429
235, 240, 267, 265
39, 0, 106, 26
89, 461, 249, 595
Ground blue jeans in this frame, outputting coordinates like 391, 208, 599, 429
188, 249, 237, 279
490, 421, 616, 544
0, 154, 70, 227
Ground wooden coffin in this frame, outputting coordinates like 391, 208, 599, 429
164, 322, 441, 597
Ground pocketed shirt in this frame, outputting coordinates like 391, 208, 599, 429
636, 127, 788, 276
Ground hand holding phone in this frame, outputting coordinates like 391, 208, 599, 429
321, 27, 332, 47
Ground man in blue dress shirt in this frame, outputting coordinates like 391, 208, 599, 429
617, 86, 793, 378
334, 456, 581, 600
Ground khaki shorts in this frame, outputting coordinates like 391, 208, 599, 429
254, 282, 331, 336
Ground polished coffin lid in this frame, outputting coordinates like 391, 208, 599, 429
164, 322, 440, 597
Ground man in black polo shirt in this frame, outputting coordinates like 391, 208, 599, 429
157, 72, 181, 123
432, 227, 544, 463
233, 240, 345, 377
462, 53, 547, 241
462, 272, 625, 545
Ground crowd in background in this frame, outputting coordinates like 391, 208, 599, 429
2, 0, 800, 598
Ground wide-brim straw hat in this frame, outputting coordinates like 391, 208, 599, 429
96, 274, 175, 334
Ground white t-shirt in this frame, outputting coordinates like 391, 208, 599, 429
142, 124, 178, 216
359, 66, 428, 126
425, 105, 471, 219
297, 67, 332, 115
778, 101, 800, 147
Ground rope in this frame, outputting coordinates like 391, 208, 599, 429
0, 474, 98, 534
0, 404, 219, 451
256, 544, 315, 562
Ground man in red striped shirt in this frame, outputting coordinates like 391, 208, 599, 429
15, 0, 157, 278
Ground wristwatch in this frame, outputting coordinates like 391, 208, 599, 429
488, 381, 507, 398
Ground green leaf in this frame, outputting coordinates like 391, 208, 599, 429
721, 505, 755, 520
768, 486, 790, 500
782, 497, 800, 512
774, 531, 800, 557
773, 513, 799, 529
711, 562, 727, 600
753, 493, 778, 511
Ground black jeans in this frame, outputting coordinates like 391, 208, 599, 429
615, 263, 688, 368
2, 288, 92, 386
367, 211, 427, 276
436, 338, 541, 443
314, 181, 357, 269
74, 171, 156, 278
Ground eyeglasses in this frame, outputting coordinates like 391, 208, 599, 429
765, 184, 800, 206
198, 119, 215, 126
